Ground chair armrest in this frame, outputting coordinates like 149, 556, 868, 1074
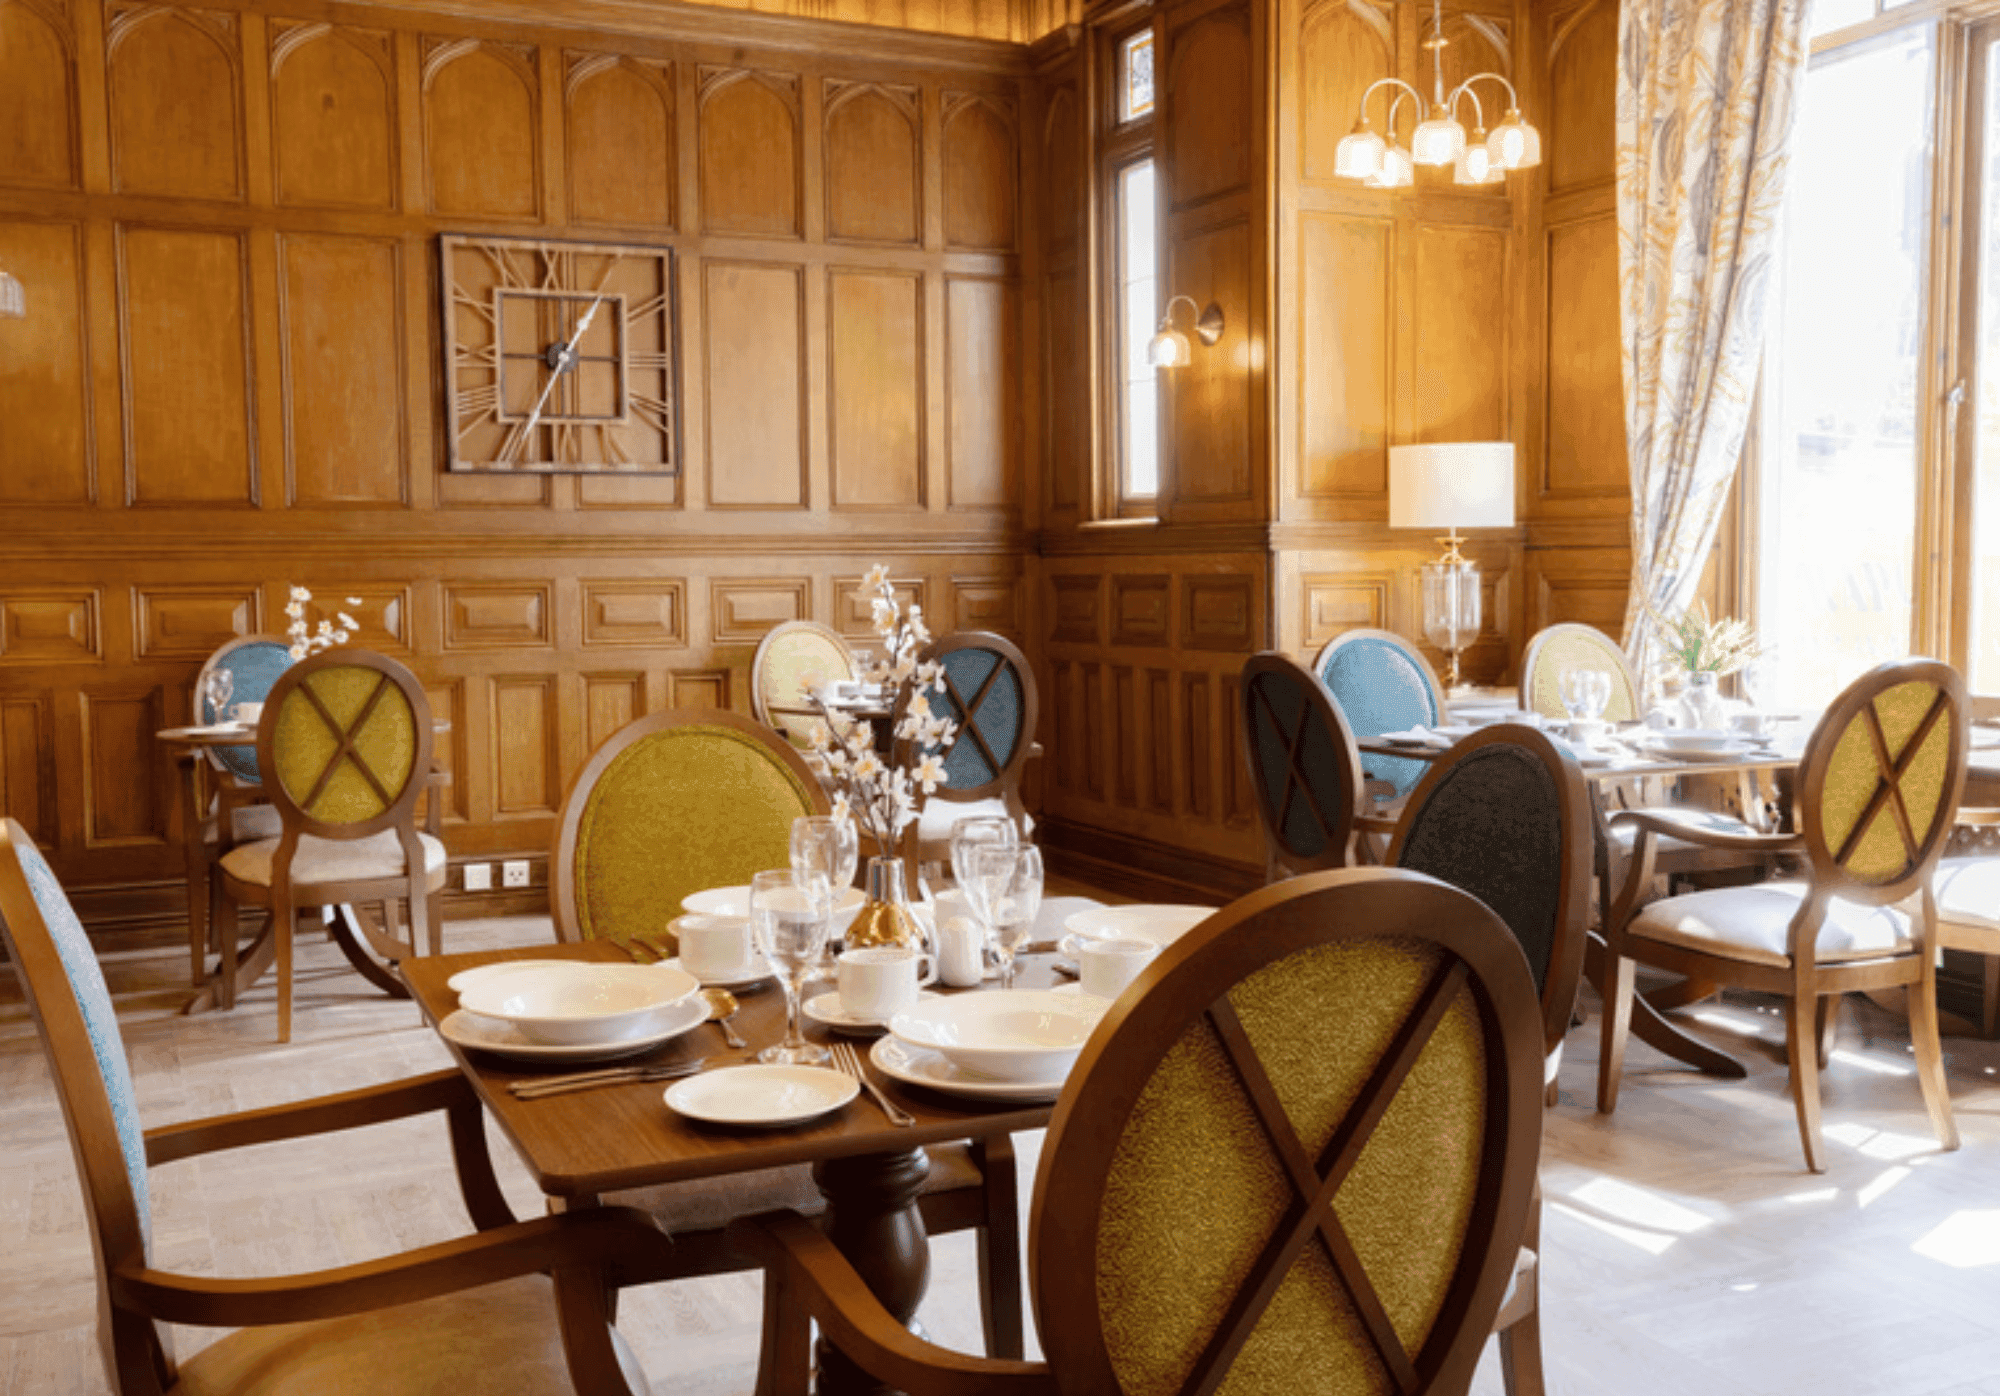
111, 1206, 675, 1329
729, 1211, 1056, 1396
144, 1069, 469, 1166
1607, 808, 1803, 855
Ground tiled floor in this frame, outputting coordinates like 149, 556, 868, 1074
8, 914, 2000, 1394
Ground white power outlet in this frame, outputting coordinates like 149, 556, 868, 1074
502, 860, 531, 889
461, 862, 492, 892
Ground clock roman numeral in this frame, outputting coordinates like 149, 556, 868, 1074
479, 245, 528, 288
627, 350, 670, 372
630, 391, 673, 432
625, 292, 669, 325
455, 383, 500, 428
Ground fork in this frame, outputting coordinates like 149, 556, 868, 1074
832, 1041, 913, 1127
509, 1056, 710, 1099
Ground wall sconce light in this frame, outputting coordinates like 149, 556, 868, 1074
1148, 294, 1224, 368
0, 265, 22, 320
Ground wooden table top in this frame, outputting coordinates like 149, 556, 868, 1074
403, 940, 1064, 1200
1356, 734, 1805, 782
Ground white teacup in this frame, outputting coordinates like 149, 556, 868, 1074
838, 946, 937, 1023
1564, 717, 1611, 750
673, 912, 755, 981
231, 701, 263, 726
1060, 933, 1159, 1000
1731, 711, 1774, 740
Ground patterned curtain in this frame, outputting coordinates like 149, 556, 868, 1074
1617, 0, 1811, 697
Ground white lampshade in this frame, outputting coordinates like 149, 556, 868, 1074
1389, 442, 1516, 531
0, 267, 21, 320
1334, 124, 1386, 181
1147, 326, 1190, 368
1453, 135, 1502, 186
1370, 144, 1415, 189
1410, 106, 1466, 166
1487, 111, 1542, 170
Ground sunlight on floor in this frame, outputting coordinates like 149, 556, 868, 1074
1913, 1210, 2000, 1268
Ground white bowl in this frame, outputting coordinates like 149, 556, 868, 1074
683, 883, 866, 933
458, 962, 700, 1046
1061, 904, 1212, 951
889, 990, 1107, 1083
1653, 728, 1736, 750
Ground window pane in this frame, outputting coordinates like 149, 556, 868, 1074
1121, 31, 1155, 122
1968, 38, 2000, 691
1758, 26, 1934, 710
1118, 159, 1159, 501
1809, 0, 1874, 40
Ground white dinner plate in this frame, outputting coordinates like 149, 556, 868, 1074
1645, 741, 1748, 763
658, 955, 775, 991
869, 1034, 1068, 1103
1062, 904, 1212, 951
437, 997, 707, 1063
448, 958, 586, 995
663, 1064, 857, 1127
804, 989, 941, 1034
682, 884, 868, 921
1377, 728, 1449, 749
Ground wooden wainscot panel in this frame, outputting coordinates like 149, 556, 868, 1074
1112, 664, 1137, 806
1527, 548, 1630, 634
1048, 659, 1074, 791
135, 587, 254, 660
700, 68, 801, 239
443, 583, 553, 650
81, 687, 166, 848
0, 218, 92, 504
1146, 668, 1173, 814
119, 225, 256, 506
424, 679, 467, 823
279, 233, 407, 506
0, 697, 56, 844
830, 269, 924, 509
1220, 668, 1253, 826
1183, 573, 1255, 653
946, 275, 1015, 509
705, 260, 807, 507
490, 675, 559, 816
581, 579, 687, 648
1049, 573, 1102, 645
836, 575, 924, 640
290, 585, 410, 653
825, 81, 920, 247
269, 22, 396, 211
711, 578, 808, 645
1109, 574, 1172, 648
424, 38, 540, 220
1042, 86, 1080, 259
1044, 267, 1085, 512
670, 667, 730, 709
1165, 5, 1252, 210
1544, 215, 1627, 502
1413, 224, 1507, 442
1548, 0, 1616, 194
942, 93, 1017, 252
950, 577, 1018, 635
0, 0, 78, 189
1300, 213, 1390, 499
1301, 574, 1389, 650
583, 671, 644, 753
107, 4, 241, 200
1182, 670, 1212, 818
567, 55, 674, 229
1, 593, 101, 665
1080, 661, 1105, 798
1299, 0, 1390, 186
1169, 219, 1252, 503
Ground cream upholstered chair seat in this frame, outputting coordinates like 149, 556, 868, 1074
1630, 882, 1913, 970
1936, 857, 2000, 929
914, 795, 1032, 847
614, 1146, 984, 1237
220, 829, 447, 887
170, 1276, 650, 1396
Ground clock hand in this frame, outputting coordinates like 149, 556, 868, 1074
520, 294, 605, 440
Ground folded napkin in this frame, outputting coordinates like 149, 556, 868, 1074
1377, 727, 1451, 750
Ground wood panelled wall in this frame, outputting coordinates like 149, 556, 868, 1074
0, 0, 1032, 912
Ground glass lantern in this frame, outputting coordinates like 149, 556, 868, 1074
1420, 559, 1481, 693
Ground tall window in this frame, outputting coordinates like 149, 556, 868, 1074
1103, 23, 1159, 511
1963, 25, 2000, 692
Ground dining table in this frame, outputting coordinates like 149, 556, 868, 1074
404, 911, 1100, 1396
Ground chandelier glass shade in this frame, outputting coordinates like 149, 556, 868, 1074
0, 266, 22, 319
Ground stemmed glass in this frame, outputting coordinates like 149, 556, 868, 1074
964, 844, 1042, 991
750, 869, 832, 1066
790, 815, 859, 894
949, 815, 1017, 894
200, 669, 234, 727
1558, 667, 1612, 725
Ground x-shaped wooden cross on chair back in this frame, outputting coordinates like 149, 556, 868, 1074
1031, 869, 1544, 1396
1240, 652, 1368, 880
265, 652, 431, 837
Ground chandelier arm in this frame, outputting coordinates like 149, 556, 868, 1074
1359, 75, 1427, 127
1448, 84, 1486, 129
1157, 293, 1199, 331
1448, 71, 1521, 111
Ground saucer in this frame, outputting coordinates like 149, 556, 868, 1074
437, 998, 706, 1063
869, 1034, 1067, 1103
804, 989, 941, 1034
659, 955, 774, 991
664, 1064, 857, 1128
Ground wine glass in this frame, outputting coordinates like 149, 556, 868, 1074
1558, 667, 1612, 723
790, 815, 859, 894
750, 869, 832, 1066
949, 815, 1017, 894
200, 669, 234, 726
965, 844, 1042, 991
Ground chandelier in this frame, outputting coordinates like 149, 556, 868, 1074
1334, 0, 1541, 189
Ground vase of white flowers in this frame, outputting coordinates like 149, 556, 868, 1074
1648, 599, 1760, 729
808, 564, 958, 950
284, 585, 363, 660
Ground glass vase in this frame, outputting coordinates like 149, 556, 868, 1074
842, 856, 927, 952
1677, 670, 1729, 730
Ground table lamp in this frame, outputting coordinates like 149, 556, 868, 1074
1389, 441, 1515, 694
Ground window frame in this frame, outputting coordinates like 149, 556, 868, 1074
1097, 13, 1163, 520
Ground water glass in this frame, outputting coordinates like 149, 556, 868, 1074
949, 815, 1017, 893
200, 669, 234, 726
790, 814, 859, 893
749, 869, 832, 1066
1558, 667, 1612, 724
964, 844, 1043, 991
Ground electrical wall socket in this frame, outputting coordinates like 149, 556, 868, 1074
502, 860, 531, 889
461, 863, 492, 892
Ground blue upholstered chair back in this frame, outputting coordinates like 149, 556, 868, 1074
201, 638, 294, 784
1318, 632, 1443, 800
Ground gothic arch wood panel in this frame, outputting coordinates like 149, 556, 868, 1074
1165, 6, 1251, 210
107, 4, 241, 200
0, 219, 92, 504
942, 94, 1017, 251
699, 69, 801, 239
424, 39, 540, 220
1042, 85, 1080, 258
824, 81, 920, 246
567, 55, 674, 229
270, 22, 396, 211
1549, 0, 1614, 193
0, 0, 78, 189
1300, 0, 1390, 186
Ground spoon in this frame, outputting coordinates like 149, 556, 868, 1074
702, 987, 747, 1048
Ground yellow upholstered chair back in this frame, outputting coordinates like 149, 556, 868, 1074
259, 649, 430, 840
1518, 623, 1641, 724
1798, 659, 1968, 900
1031, 868, 1543, 1396
752, 622, 857, 748
553, 709, 829, 946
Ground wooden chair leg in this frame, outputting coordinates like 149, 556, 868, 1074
1784, 996, 1825, 1173
753, 1264, 813, 1396
972, 1134, 1023, 1360
1497, 1300, 1545, 1396
1815, 993, 1839, 1071
1596, 951, 1636, 1114
213, 878, 238, 1010
1909, 968, 1961, 1154
275, 891, 295, 1044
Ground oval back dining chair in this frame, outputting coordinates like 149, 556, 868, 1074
751, 619, 858, 749
734, 866, 1546, 1396
213, 648, 443, 1042
1517, 622, 1642, 724
0, 817, 669, 1396
1315, 628, 1447, 806
893, 631, 1039, 868
553, 708, 828, 948
1238, 652, 1373, 880
1597, 657, 1971, 1172
195, 633, 296, 784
